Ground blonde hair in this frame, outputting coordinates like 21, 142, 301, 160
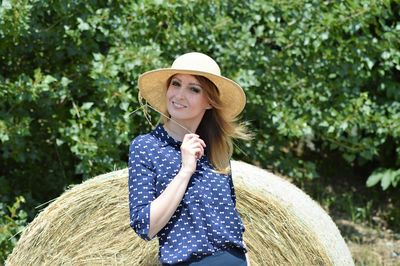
162, 75, 252, 174
195, 75, 251, 173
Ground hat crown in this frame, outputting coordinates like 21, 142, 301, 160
170, 52, 221, 76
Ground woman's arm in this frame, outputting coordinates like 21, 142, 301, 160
147, 168, 192, 238
147, 133, 205, 238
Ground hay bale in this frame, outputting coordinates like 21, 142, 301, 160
6, 160, 353, 265
232, 161, 354, 266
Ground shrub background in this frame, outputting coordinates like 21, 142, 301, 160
1, 0, 399, 261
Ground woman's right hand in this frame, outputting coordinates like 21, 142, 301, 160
180, 133, 206, 175
147, 133, 206, 239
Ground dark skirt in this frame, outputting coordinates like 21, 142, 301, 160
163, 248, 247, 266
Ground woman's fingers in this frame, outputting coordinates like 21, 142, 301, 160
181, 134, 206, 159
184, 134, 206, 148
190, 139, 205, 158
186, 141, 204, 158
180, 134, 206, 173
193, 146, 204, 160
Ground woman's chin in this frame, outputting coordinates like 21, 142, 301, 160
167, 107, 188, 119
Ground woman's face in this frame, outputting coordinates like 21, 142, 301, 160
166, 74, 211, 125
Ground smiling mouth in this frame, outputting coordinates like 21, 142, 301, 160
172, 101, 187, 108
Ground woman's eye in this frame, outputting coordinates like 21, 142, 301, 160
171, 80, 180, 86
191, 87, 201, 93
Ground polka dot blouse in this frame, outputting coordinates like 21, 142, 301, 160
128, 124, 246, 265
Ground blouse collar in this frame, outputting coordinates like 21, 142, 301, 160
150, 124, 182, 148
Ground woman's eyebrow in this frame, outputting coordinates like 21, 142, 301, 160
189, 82, 202, 87
172, 76, 202, 87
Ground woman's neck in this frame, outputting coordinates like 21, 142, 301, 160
163, 120, 198, 141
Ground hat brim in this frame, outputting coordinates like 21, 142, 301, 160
138, 68, 246, 119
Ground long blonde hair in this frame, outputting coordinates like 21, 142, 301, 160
162, 75, 251, 174
195, 75, 251, 173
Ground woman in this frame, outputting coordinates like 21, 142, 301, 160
128, 52, 251, 265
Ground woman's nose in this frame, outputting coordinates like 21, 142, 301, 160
175, 87, 185, 99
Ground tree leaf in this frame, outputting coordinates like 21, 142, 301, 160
366, 169, 384, 187
381, 171, 393, 190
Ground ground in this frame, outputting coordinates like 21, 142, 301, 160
290, 167, 400, 266
336, 219, 400, 266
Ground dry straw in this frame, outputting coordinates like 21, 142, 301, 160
236, 189, 331, 265
7, 163, 338, 265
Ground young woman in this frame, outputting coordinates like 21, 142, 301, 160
128, 52, 250, 265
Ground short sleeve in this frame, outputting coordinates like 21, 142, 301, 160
128, 137, 157, 241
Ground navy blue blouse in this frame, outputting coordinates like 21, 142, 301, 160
128, 124, 246, 264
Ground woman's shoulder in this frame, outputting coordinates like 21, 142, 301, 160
130, 132, 155, 147
130, 124, 170, 147
129, 134, 159, 161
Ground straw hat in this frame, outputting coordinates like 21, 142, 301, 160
138, 52, 246, 119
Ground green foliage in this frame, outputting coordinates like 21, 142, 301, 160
0, 196, 27, 262
0, 0, 398, 188
1, 0, 400, 258
367, 168, 400, 190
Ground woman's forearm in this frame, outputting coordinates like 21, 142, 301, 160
148, 169, 192, 238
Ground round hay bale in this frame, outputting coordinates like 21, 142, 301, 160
6, 160, 353, 265
231, 161, 354, 266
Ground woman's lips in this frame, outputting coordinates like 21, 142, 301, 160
172, 101, 187, 108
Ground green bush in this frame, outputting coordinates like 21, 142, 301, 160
0, 196, 27, 262
1, 0, 399, 258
